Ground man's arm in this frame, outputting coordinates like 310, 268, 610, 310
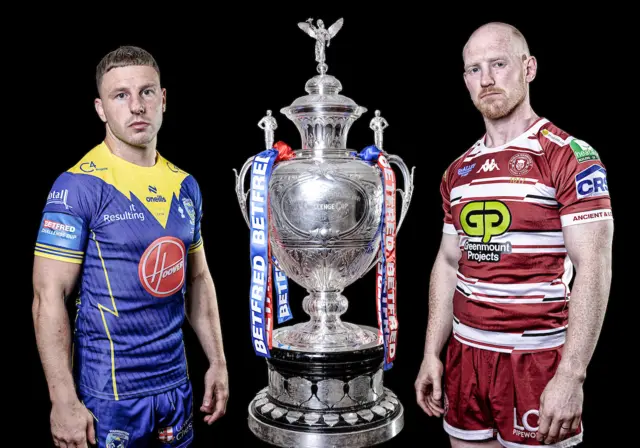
537, 219, 614, 444
424, 232, 461, 357
185, 246, 228, 424
33, 256, 80, 404
415, 232, 461, 417
32, 256, 96, 446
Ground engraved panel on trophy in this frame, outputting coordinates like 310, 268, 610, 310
279, 170, 368, 239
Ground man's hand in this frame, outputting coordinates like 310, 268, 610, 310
200, 362, 229, 425
50, 398, 96, 447
536, 371, 583, 444
415, 354, 445, 417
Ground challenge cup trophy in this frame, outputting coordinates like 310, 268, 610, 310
234, 17, 414, 447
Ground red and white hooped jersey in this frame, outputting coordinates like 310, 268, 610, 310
440, 117, 613, 353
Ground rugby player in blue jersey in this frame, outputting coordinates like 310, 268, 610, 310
32, 46, 228, 447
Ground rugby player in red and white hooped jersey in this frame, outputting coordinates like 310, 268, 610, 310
415, 22, 613, 448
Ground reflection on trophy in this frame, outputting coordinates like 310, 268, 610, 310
234, 17, 414, 448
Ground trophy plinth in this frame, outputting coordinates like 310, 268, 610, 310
235, 17, 414, 447
248, 345, 404, 448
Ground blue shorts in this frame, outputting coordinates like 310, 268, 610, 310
80, 380, 194, 448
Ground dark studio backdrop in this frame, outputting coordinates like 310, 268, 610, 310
21, 8, 631, 448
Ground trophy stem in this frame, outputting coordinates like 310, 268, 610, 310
272, 291, 379, 352
302, 291, 348, 328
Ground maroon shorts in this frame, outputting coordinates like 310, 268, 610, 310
442, 336, 583, 447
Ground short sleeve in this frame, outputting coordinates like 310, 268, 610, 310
34, 172, 90, 264
188, 177, 204, 254
441, 167, 457, 235
549, 138, 613, 227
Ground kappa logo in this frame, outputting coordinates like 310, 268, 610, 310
477, 159, 500, 173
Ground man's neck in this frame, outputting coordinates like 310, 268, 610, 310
483, 102, 539, 148
104, 132, 157, 167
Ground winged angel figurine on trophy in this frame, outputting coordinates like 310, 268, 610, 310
234, 17, 415, 448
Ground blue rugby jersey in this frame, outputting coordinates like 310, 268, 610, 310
34, 142, 204, 400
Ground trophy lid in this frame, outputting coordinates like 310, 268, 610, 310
280, 18, 367, 151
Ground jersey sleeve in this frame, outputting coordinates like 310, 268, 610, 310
441, 167, 457, 235
34, 172, 91, 264
548, 137, 613, 227
188, 177, 204, 254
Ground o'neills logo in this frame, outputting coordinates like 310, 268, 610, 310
138, 236, 186, 297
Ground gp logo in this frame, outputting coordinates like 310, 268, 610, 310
138, 236, 186, 297
460, 201, 511, 243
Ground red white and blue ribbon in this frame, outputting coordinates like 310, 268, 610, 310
353, 145, 398, 371
249, 142, 294, 358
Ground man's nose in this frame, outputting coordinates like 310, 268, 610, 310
130, 96, 145, 114
480, 69, 495, 87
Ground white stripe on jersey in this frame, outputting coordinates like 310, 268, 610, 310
443, 223, 457, 235
458, 230, 567, 254
462, 119, 550, 162
456, 275, 568, 304
450, 179, 557, 206
452, 319, 566, 353
458, 230, 565, 247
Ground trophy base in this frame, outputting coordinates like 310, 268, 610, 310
248, 391, 404, 448
247, 343, 403, 447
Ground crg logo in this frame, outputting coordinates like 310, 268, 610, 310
575, 165, 608, 199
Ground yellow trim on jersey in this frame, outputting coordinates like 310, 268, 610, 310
34, 250, 83, 264
92, 230, 120, 400
36, 243, 84, 256
68, 142, 190, 228
189, 237, 203, 254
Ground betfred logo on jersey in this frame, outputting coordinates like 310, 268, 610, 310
575, 165, 609, 200
138, 236, 186, 297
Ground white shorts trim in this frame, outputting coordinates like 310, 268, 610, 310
497, 424, 583, 448
443, 419, 494, 441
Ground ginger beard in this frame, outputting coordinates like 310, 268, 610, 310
473, 68, 527, 120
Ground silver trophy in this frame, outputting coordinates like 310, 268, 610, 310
235, 17, 414, 448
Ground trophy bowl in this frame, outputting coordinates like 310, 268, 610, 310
234, 17, 414, 448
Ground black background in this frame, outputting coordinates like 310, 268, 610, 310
21, 7, 631, 448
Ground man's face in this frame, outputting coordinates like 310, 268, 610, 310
95, 65, 165, 147
463, 33, 531, 120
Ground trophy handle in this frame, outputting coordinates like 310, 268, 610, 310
233, 156, 254, 228
386, 153, 415, 233
360, 153, 416, 277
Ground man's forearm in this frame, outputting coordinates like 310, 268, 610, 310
186, 270, 226, 366
32, 291, 77, 404
424, 257, 458, 357
557, 254, 612, 381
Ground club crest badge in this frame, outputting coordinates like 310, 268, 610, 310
106, 429, 129, 448
182, 198, 196, 226
508, 153, 533, 176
